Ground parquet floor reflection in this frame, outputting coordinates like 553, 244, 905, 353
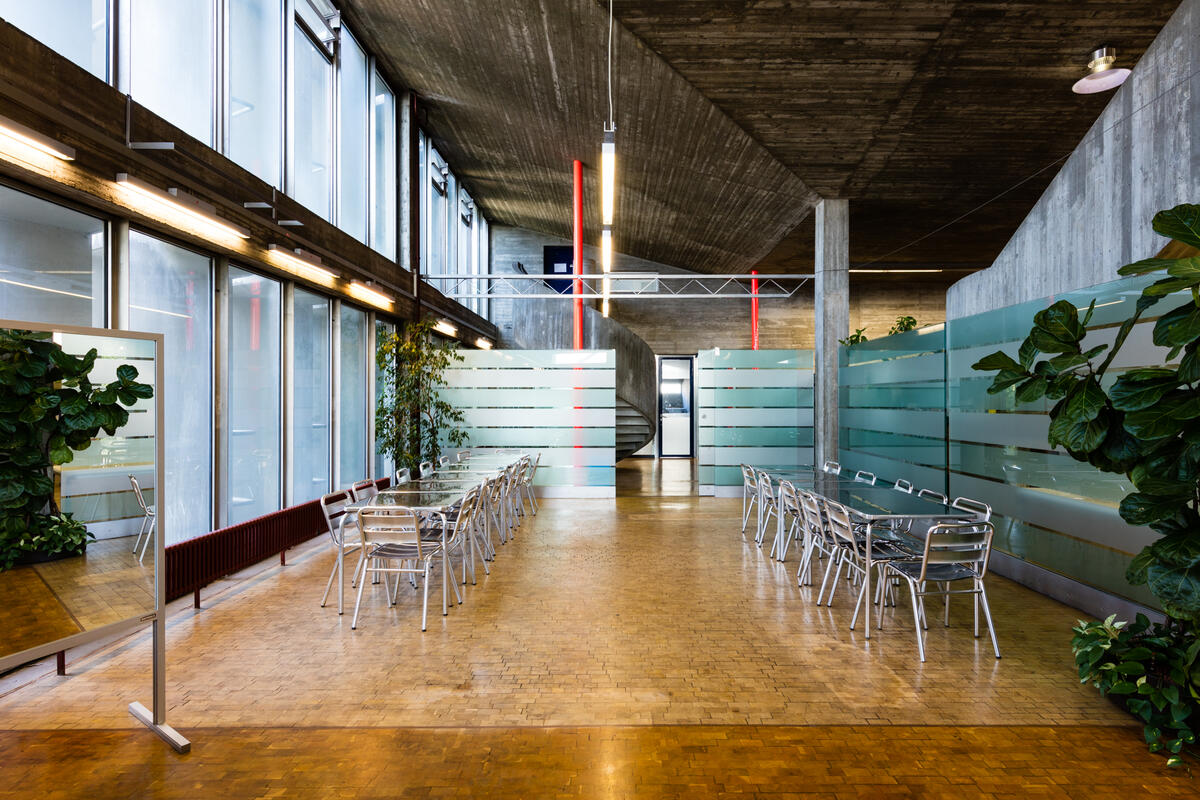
0, 497, 1188, 797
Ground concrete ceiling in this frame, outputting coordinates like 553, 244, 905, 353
344, 0, 1179, 275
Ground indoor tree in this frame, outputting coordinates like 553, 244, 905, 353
0, 328, 153, 569
973, 203, 1200, 765
375, 319, 467, 473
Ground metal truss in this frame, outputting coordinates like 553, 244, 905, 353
423, 273, 813, 300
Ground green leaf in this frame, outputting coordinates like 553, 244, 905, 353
116, 364, 138, 383
972, 351, 1022, 373
1047, 353, 1088, 373
1065, 378, 1107, 422
1118, 257, 1179, 277
1149, 532, 1200, 569
1152, 302, 1200, 349
987, 370, 1028, 395
1153, 203, 1200, 250
1166, 256, 1200, 280
1018, 338, 1039, 370
1110, 681, 1138, 695
1110, 369, 1180, 411
1015, 377, 1048, 403
1181, 349, 1200, 385
1146, 563, 1200, 622
1124, 394, 1200, 439
1062, 415, 1111, 453
1143, 275, 1198, 297
1119, 493, 1188, 526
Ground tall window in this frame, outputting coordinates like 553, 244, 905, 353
129, 0, 214, 146
338, 303, 368, 487
128, 232, 213, 543
226, 267, 282, 524
373, 319, 395, 480
0, 184, 105, 328
0, 0, 108, 80
476, 216, 490, 320
292, 21, 332, 219
337, 31, 369, 242
428, 149, 448, 276
229, 0, 283, 187
292, 288, 330, 503
370, 72, 396, 259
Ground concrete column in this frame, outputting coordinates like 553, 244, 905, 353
814, 199, 849, 471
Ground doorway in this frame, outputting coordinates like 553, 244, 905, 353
658, 357, 694, 457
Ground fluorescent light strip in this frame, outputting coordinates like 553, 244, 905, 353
0, 277, 91, 300
268, 244, 337, 284
347, 281, 393, 310
0, 115, 75, 161
434, 319, 458, 337
130, 303, 191, 320
475, 337, 493, 350
601, 134, 615, 226
850, 269, 945, 274
116, 173, 250, 241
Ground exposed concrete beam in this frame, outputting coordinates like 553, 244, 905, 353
814, 199, 849, 470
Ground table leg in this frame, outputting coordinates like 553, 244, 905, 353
864, 523, 873, 639
337, 516, 346, 616
441, 512, 449, 617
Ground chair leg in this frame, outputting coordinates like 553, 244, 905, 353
138, 517, 155, 563
420, 562, 431, 631
850, 566, 870, 630
978, 581, 1001, 658
817, 549, 839, 606
909, 579, 926, 662
320, 556, 340, 607
351, 564, 369, 630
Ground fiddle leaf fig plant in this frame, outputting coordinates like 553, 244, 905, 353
0, 328, 153, 569
888, 315, 919, 335
375, 319, 467, 474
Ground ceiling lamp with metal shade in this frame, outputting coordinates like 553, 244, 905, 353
1072, 47, 1132, 94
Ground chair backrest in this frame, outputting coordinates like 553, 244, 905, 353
394, 467, 411, 485
778, 480, 800, 515
822, 460, 842, 475
853, 470, 877, 485
822, 499, 857, 549
522, 453, 540, 484
456, 449, 471, 462
351, 479, 378, 502
741, 464, 757, 488
319, 490, 356, 545
796, 489, 826, 537
452, 484, 483, 538
755, 470, 776, 504
893, 478, 914, 493
916, 521, 995, 582
438, 456, 451, 466
129, 474, 150, 513
951, 496, 992, 522
918, 488, 948, 504
359, 505, 429, 557
419, 460, 434, 478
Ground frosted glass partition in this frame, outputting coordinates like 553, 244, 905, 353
839, 326, 947, 493
697, 349, 814, 496
945, 272, 1167, 608
440, 350, 616, 498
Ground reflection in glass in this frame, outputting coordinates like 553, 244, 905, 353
292, 289, 330, 503
371, 72, 396, 259
229, 0, 283, 187
293, 22, 332, 219
0, 184, 105, 328
338, 31, 369, 243
128, 232, 213, 543
227, 267, 282, 523
130, 0, 214, 146
0, 0, 108, 80
428, 151, 447, 275
374, 319, 395, 479
339, 304, 367, 487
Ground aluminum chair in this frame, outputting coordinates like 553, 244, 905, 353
795, 488, 835, 587
884, 520, 1000, 661
419, 460, 434, 478
893, 479, 914, 493
351, 478, 379, 502
754, 470, 779, 546
456, 449, 471, 462
822, 460, 842, 475
771, 480, 806, 561
128, 474, 155, 563
951, 496, 992, 522
519, 453, 540, 515
740, 464, 759, 533
319, 489, 363, 609
352, 505, 446, 631
394, 467, 411, 485
853, 470, 877, 485
918, 488, 948, 504
817, 498, 907, 625
438, 455, 451, 467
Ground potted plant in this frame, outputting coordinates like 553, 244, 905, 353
888, 315, 919, 335
375, 319, 467, 474
973, 203, 1200, 766
0, 328, 153, 570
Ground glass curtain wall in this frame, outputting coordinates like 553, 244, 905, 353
229, 0, 283, 188
370, 73, 396, 259
373, 319, 395, 480
226, 267, 282, 524
291, 288, 331, 503
129, 0, 214, 146
427, 149, 448, 276
292, 21, 332, 220
338, 303, 368, 488
337, 31, 369, 242
0, 0, 108, 80
0, 185, 105, 328
128, 232, 213, 543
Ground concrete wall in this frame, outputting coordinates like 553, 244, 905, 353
947, 0, 1200, 318
492, 224, 948, 355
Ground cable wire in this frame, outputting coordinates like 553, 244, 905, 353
607, 0, 614, 130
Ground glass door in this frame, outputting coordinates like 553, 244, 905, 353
659, 357, 693, 457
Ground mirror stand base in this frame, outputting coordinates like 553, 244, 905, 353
129, 702, 191, 753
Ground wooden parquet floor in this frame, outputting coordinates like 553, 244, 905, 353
0, 497, 1193, 797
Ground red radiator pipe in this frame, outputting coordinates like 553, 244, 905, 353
751, 269, 760, 350
573, 159, 584, 350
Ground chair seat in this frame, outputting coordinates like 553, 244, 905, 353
369, 542, 443, 560
890, 561, 977, 583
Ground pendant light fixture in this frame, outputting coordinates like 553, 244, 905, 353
1072, 47, 1132, 94
600, 0, 616, 317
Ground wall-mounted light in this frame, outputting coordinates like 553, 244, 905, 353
267, 243, 337, 285
1072, 46, 1131, 94
116, 173, 250, 242
347, 281, 393, 310
434, 319, 458, 337
0, 114, 75, 161
475, 337, 493, 350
